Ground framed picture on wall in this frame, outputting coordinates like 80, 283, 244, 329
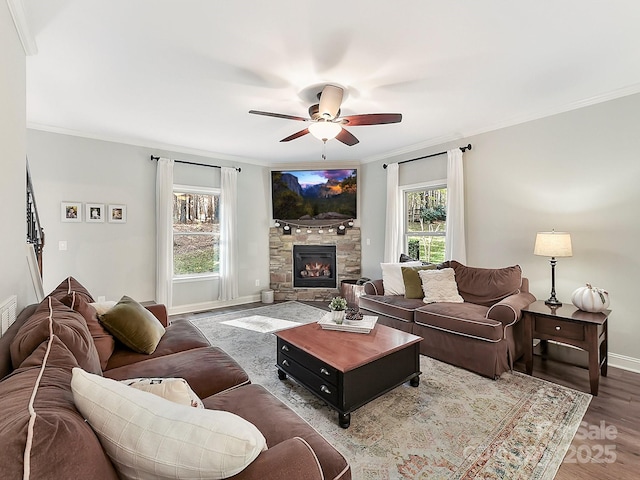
86, 203, 105, 223
61, 202, 82, 222
108, 204, 127, 223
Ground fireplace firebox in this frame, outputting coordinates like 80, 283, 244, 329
293, 245, 337, 288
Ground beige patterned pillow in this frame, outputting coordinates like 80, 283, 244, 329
71, 368, 267, 480
418, 268, 464, 304
120, 377, 204, 409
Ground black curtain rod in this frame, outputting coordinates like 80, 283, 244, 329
150, 155, 241, 172
383, 144, 472, 169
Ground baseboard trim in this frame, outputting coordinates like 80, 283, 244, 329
168, 294, 261, 316
609, 353, 640, 374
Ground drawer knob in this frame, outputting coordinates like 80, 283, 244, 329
555, 326, 561, 331
320, 385, 331, 395
320, 367, 330, 376
282, 359, 290, 367
281, 345, 290, 352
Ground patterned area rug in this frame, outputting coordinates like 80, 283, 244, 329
191, 301, 591, 480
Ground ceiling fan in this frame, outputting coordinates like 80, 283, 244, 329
249, 84, 402, 146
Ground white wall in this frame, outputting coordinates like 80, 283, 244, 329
27, 130, 270, 311
360, 93, 640, 369
0, 3, 36, 311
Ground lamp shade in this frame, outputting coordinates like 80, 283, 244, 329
308, 121, 342, 141
534, 231, 573, 257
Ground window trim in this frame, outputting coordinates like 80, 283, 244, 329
401, 179, 447, 261
172, 184, 221, 280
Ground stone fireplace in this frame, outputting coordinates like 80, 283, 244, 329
269, 227, 361, 301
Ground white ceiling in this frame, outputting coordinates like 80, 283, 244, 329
21, 0, 640, 165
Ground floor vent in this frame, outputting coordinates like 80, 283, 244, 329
1, 295, 18, 338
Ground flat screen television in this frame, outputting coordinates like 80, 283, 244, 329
271, 169, 357, 221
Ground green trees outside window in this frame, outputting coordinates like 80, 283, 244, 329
405, 187, 447, 264
173, 190, 220, 275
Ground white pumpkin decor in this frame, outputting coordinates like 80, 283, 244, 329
571, 284, 610, 313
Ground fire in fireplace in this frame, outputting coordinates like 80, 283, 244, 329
293, 245, 337, 288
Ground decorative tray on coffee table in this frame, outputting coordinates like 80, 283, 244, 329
318, 313, 378, 334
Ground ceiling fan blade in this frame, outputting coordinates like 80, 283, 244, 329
340, 113, 402, 126
318, 85, 344, 119
249, 110, 309, 122
280, 128, 310, 142
335, 128, 359, 146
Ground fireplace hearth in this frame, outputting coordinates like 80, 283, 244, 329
293, 245, 336, 288
269, 226, 361, 301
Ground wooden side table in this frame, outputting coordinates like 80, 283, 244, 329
522, 300, 609, 395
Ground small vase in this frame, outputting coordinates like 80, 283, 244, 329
331, 310, 345, 325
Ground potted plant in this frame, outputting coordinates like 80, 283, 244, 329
328, 296, 348, 324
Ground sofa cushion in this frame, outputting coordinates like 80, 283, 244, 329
415, 303, 503, 342
401, 264, 437, 299
120, 377, 205, 408
446, 260, 523, 306
62, 292, 115, 370
105, 319, 211, 370
99, 295, 165, 354
358, 294, 425, 323
0, 337, 119, 480
104, 346, 250, 399
203, 384, 350, 480
419, 268, 464, 304
10, 296, 102, 375
71, 368, 267, 480
381, 261, 422, 295
48, 276, 95, 303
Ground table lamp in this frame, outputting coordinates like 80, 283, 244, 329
534, 230, 573, 306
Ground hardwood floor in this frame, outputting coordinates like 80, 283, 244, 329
173, 301, 640, 479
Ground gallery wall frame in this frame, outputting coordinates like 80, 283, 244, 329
61, 201, 82, 222
86, 203, 105, 223
108, 204, 127, 223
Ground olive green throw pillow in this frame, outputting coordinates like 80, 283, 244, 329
401, 264, 437, 299
99, 296, 165, 354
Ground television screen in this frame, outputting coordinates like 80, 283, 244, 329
271, 169, 357, 220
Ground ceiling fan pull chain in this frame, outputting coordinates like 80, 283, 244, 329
322, 140, 327, 160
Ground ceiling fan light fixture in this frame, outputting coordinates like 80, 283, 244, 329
308, 121, 342, 141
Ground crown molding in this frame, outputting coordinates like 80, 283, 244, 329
26, 122, 263, 167
7, 0, 37, 55
361, 83, 640, 165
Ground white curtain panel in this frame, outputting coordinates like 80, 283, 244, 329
219, 167, 239, 301
155, 158, 174, 307
445, 148, 467, 263
384, 162, 402, 263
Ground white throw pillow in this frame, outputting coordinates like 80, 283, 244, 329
381, 261, 423, 295
89, 300, 117, 315
120, 377, 205, 409
419, 268, 465, 304
71, 368, 267, 480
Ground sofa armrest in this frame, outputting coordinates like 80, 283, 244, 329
486, 292, 536, 327
144, 303, 169, 327
363, 279, 384, 295
230, 437, 324, 480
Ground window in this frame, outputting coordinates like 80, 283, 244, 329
404, 184, 447, 264
173, 185, 220, 277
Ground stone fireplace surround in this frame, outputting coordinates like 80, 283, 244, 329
269, 227, 361, 302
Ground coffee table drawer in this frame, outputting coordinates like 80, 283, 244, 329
277, 352, 338, 405
535, 317, 584, 341
277, 339, 338, 385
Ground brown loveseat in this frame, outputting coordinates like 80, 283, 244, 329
358, 260, 536, 378
0, 277, 350, 480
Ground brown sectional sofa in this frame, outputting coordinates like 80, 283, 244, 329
358, 260, 536, 378
0, 278, 350, 480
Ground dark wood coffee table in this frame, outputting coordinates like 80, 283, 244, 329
275, 321, 422, 428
